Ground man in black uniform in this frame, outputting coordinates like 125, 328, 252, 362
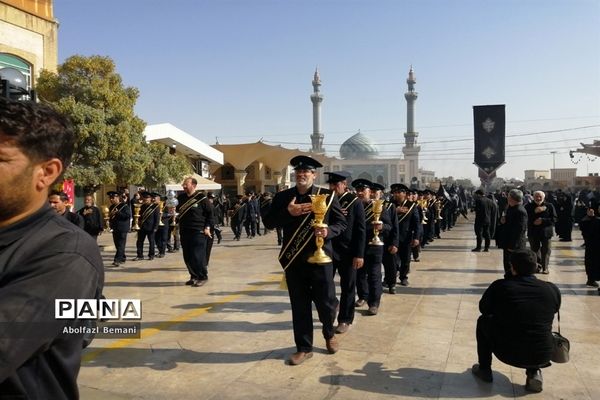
177, 177, 214, 287
472, 249, 561, 393
0, 97, 104, 399
154, 193, 170, 258
388, 184, 421, 290
326, 171, 366, 334
497, 189, 528, 278
262, 156, 346, 365
230, 194, 246, 241
78, 194, 104, 240
108, 190, 131, 266
133, 191, 160, 261
48, 190, 85, 229
525, 191, 557, 274
353, 180, 394, 315
472, 190, 495, 252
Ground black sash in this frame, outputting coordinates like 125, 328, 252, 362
177, 192, 207, 222
278, 188, 334, 270
397, 200, 416, 223
339, 192, 358, 212
364, 201, 374, 223
109, 203, 127, 220
140, 204, 158, 225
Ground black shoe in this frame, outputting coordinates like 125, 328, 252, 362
482, 248, 489, 252
525, 369, 543, 393
217, 238, 221, 244
389, 287, 396, 294
132, 257, 143, 261
148, 257, 154, 261
355, 299, 366, 307
413, 258, 420, 262
471, 248, 482, 252
111, 262, 121, 267
185, 279, 195, 285
192, 278, 208, 287
586, 280, 599, 287
400, 278, 409, 286
167, 249, 175, 253
471, 364, 493, 382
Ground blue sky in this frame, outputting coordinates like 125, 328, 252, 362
54, 0, 600, 182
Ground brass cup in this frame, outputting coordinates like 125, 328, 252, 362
307, 194, 332, 264
132, 203, 141, 231
102, 206, 110, 231
369, 199, 384, 246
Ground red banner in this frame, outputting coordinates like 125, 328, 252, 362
62, 179, 75, 206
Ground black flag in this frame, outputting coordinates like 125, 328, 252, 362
473, 105, 505, 176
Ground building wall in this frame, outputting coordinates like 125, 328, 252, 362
0, 0, 58, 79
524, 170, 549, 180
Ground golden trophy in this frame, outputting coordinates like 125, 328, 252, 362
158, 201, 165, 227
369, 199, 384, 246
307, 194, 332, 264
132, 203, 141, 231
102, 206, 110, 232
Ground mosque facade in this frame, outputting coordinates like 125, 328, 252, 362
312, 67, 435, 188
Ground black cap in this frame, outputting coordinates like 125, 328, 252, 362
371, 182, 385, 191
474, 189, 484, 196
151, 192, 161, 198
351, 178, 373, 190
290, 155, 323, 171
140, 191, 152, 198
207, 192, 215, 198
324, 171, 351, 184
107, 191, 120, 197
390, 183, 409, 193
408, 188, 417, 194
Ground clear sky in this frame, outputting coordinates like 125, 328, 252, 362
54, 0, 600, 182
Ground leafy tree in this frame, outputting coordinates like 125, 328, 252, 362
142, 142, 193, 190
36, 55, 150, 188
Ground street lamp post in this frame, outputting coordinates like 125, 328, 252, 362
550, 151, 557, 170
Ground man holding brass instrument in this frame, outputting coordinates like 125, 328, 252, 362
262, 155, 346, 366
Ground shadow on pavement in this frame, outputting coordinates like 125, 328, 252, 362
319, 362, 522, 398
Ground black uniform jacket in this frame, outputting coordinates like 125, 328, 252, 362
332, 191, 366, 260
138, 203, 160, 232
0, 205, 104, 399
382, 201, 399, 248
480, 275, 560, 366
230, 202, 247, 225
108, 201, 131, 232
262, 185, 346, 269
525, 201, 557, 240
393, 199, 422, 244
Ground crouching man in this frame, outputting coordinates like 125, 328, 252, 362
471, 249, 561, 393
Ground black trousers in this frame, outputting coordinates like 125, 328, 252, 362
356, 250, 383, 307
502, 249, 512, 278
136, 229, 156, 257
155, 226, 169, 255
529, 236, 551, 270
333, 255, 356, 324
474, 223, 491, 249
180, 228, 208, 280
476, 315, 545, 375
382, 250, 398, 288
285, 262, 336, 353
397, 241, 412, 280
112, 231, 127, 263
231, 221, 243, 239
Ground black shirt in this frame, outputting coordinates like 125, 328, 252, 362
0, 205, 104, 399
176, 191, 214, 230
480, 275, 561, 366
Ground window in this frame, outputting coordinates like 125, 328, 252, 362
0, 53, 32, 90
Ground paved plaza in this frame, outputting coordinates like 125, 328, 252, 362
79, 219, 599, 400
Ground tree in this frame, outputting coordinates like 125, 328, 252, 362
142, 142, 193, 189
36, 55, 150, 188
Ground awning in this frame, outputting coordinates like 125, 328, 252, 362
165, 174, 222, 192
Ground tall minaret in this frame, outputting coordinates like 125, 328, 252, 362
310, 68, 324, 154
402, 66, 421, 185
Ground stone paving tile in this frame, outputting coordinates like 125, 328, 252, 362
80, 221, 600, 399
